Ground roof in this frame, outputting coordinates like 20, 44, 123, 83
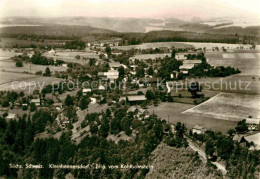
139, 77, 162, 83
104, 70, 119, 76
193, 125, 204, 130
127, 95, 147, 102
6, 113, 16, 119
127, 106, 138, 113
244, 133, 260, 149
83, 88, 92, 93
179, 64, 195, 70
109, 62, 121, 68
183, 60, 201, 64
98, 72, 105, 76
245, 118, 260, 125
139, 108, 148, 114
31, 99, 40, 103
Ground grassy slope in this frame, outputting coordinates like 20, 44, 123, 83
146, 143, 222, 178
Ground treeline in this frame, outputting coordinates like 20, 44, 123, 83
64, 40, 85, 50
120, 31, 246, 45
12, 53, 65, 66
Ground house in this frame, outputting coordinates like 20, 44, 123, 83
104, 70, 119, 82
98, 70, 119, 82
192, 125, 205, 134
179, 64, 196, 74
98, 85, 106, 91
175, 53, 197, 60
233, 135, 247, 143
126, 95, 147, 105
82, 88, 92, 96
127, 106, 139, 114
48, 49, 56, 56
139, 77, 162, 85
90, 97, 97, 104
109, 62, 127, 70
244, 133, 260, 150
245, 118, 260, 131
183, 60, 201, 65
53, 102, 63, 110
30, 99, 41, 106
6, 113, 16, 120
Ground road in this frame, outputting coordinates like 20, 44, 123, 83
187, 138, 227, 175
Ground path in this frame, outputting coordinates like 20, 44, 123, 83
187, 138, 227, 175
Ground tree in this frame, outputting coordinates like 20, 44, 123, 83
145, 90, 154, 100
171, 48, 176, 59
205, 139, 215, 158
118, 66, 125, 78
136, 67, 145, 78
16, 61, 23, 67
30, 103, 37, 112
188, 82, 202, 98
105, 46, 111, 56
79, 96, 90, 110
43, 67, 51, 76
235, 119, 248, 133
65, 95, 74, 106
147, 66, 154, 76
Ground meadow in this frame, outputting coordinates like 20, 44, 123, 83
206, 52, 260, 75
112, 42, 194, 50
0, 75, 63, 95
147, 102, 237, 133
183, 92, 260, 121
0, 60, 67, 74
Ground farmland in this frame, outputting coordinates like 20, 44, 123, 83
183, 92, 260, 121
206, 52, 260, 75
0, 60, 67, 74
112, 42, 194, 50
147, 102, 237, 133
0, 75, 63, 95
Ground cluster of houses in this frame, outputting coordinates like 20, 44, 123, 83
87, 41, 120, 49
127, 106, 150, 120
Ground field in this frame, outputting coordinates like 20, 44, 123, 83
0, 71, 37, 85
112, 42, 194, 50
206, 52, 260, 75
147, 102, 237, 133
0, 75, 63, 95
183, 93, 260, 121
0, 60, 67, 74
112, 42, 259, 50
185, 42, 256, 50
131, 53, 171, 60
43, 50, 100, 65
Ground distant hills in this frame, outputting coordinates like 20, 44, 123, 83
1, 16, 260, 37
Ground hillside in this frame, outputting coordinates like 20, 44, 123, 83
146, 143, 222, 178
0, 25, 118, 39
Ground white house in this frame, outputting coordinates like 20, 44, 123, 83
6, 113, 16, 120
82, 88, 92, 96
30, 99, 41, 106
90, 97, 97, 104
192, 125, 205, 134
245, 118, 260, 131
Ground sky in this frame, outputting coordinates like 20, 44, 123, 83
0, 0, 260, 20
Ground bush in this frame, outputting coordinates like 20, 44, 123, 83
16, 61, 23, 67
22, 105, 28, 111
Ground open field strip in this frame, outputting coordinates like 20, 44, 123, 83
182, 92, 260, 121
